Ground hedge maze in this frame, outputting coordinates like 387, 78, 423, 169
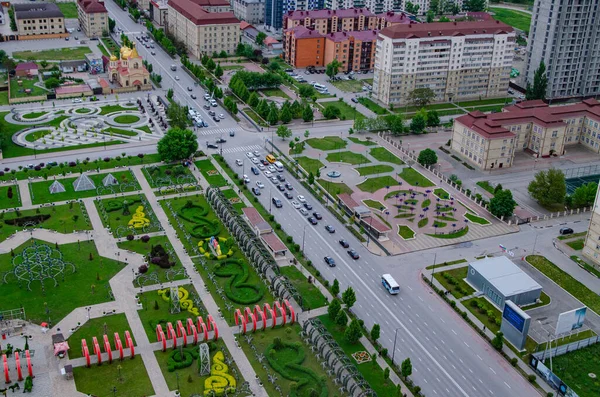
213, 259, 265, 305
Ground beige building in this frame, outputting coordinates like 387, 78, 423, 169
583, 183, 600, 269
373, 20, 515, 107
451, 99, 600, 170
283, 8, 378, 35
107, 44, 152, 91
77, 0, 108, 39
231, 0, 264, 25
14, 3, 65, 36
167, 0, 239, 58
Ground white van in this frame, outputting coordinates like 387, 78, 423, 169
274, 161, 284, 172
313, 83, 327, 91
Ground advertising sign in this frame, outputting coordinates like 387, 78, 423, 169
555, 307, 587, 336
503, 302, 525, 332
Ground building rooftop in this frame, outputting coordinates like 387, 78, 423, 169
377, 11, 415, 24
14, 3, 64, 19
363, 216, 391, 232
240, 21, 252, 30
286, 8, 375, 21
380, 19, 513, 39
261, 232, 286, 253
470, 257, 542, 297
55, 84, 91, 95
15, 62, 38, 71
168, 0, 239, 25
286, 25, 323, 39
242, 207, 271, 233
337, 193, 360, 209
77, 0, 107, 14
326, 29, 379, 42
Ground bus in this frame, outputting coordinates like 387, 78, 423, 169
274, 161, 284, 172
381, 274, 400, 294
266, 154, 277, 163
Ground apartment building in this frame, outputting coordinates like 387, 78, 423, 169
283, 8, 378, 34
376, 11, 415, 29
149, 0, 169, 26
232, 0, 264, 24
265, 0, 323, 31
526, 0, 600, 100
284, 26, 325, 67
324, 30, 378, 72
583, 183, 600, 269
372, 20, 515, 107
325, 0, 402, 13
77, 0, 108, 39
451, 98, 600, 170
13, 3, 65, 36
168, 0, 239, 58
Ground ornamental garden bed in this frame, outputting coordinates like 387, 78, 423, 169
196, 159, 228, 187
95, 194, 161, 233
67, 314, 136, 359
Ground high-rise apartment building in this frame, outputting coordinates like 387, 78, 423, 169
325, 0, 402, 13
373, 20, 515, 106
283, 8, 378, 34
526, 0, 600, 100
77, 0, 108, 39
265, 0, 323, 31
584, 181, 600, 270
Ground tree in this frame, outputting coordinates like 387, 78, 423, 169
463, 0, 486, 11
323, 105, 341, 120
370, 324, 380, 342
39, 60, 49, 69
257, 100, 270, 118
166, 101, 189, 129
304, 130, 310, 139
332, 279, 340, 296
491, 331, 504, 351
417, 148, 438, 166
407, 88, 436, 107
489, 189, 517, 218
298, 84, 316, 98
383, 367, 390, 382
570, 182, 597, 208
526, 61, 548, 100
335, 309, 348, 326
44, 78, 61, 89
276, 125, 292, 140
426, 110, 440, 127
108, 17, 116, 33
248, 92, 259, 107
405, 2, 420, 14
280, 106, 292, 123
401, 358, 413, 378
255, 32, 267, 46
527, 169, 566, 207
157, 128, 198, 162
267, 60, 281, 72
267, 107, 279, 125
344, 319, 362, 344
325, 59, 342, 80
206, 58, 216, 72
7, 187, 13, 199
166, 88, 174, 99
302, 104, 314, 122
384, 114, 404, 134
426, 10, 434, 22
214, 64, 223, 79
308, 172, 315, 185
328, 298, 342, 320
494, 183, 503, 194
342, 287, 356, 308
410, 113, 426, 134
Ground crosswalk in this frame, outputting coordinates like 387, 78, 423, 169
220, 144, 262, 154
197, 127, 239, 136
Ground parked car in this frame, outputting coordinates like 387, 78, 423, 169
308, 217, 318, 225
324, 256, 336, 267
297, 195, 306, 203
187, 87, 193, 91
299, 208, 308, 216
277, 184, 285, 191
207, 144, 219, 149
347, 249, 360, 260
351, 97, 359, 103
203, 104, 211, 110
191, 94, 197, 99
253, 150, 260, 157
209, 110, 216, 116
252, 187, 261, 196
267, 165, 276, 173
270, 176, 279, 184
339, 239, 349, 248
272, 198, 282, 208
216, 138, 226, 143
559, 227, 574, 235
246, 152, 254, 158
229, 130, 235, 137
303, 203, 313, 210
256, 181, 265, 189
291, 201, 301, 209
213, 116, 220, 122
257, 164, 265, 170
285, 183, 293, 190
235, 159, 243, 166
242, 175, 250, 184
284, 191, 293, 199
313, 212, 322, 220
251, 157, 259, 164
251, 167, 260, 175
277, 174, 285, 182
325, 225, 335, 233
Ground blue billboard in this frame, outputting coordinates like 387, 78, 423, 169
503, 303, 525, 332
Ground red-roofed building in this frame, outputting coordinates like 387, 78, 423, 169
77, 0, 108, 39
168, 0, 239, 58
376, 11, 417, 29
241, 208, 287, 256
15, 62, 38, 77
451, 99, 600, 170
284, 8, 378, 34
324, 29, 378, 73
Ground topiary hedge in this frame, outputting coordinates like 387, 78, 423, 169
5, 214, 51, 226
214, 259, 264, 304
166, 347, 200, 372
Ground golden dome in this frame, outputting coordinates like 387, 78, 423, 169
110, 54, 117, 61
120, 45, 133, 60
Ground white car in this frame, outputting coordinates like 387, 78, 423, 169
251, 157, 259, 164
253, 150, 260, 157
291, 201, 301, 209
256, 181, 265, 189
267, 165, 276, 173
264, 171, 273, 177
175, 76, 180, 81
270, 176, 278, 184
257, 164, 266, 170
235, 159, 243, 166
299, 208, 308, 216
243, 174, 250, 184
72, 98, 82, 103
246, 152, 254, 158
297, 195, 306, 203
219, 114, 225, 119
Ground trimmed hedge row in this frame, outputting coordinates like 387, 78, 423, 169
167, 347, 199, 372
214, 259, 264, 304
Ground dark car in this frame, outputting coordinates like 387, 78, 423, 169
229, 130, 235, 137
261, 160, 269, 166
252, 187, 261, 196
285, 183, 293, 190
203, 104, 211, 110
347, 249, 360, 260
351, 97, 359, 103
277, 184, 285, 191
207, 143, 219, 149
272, 198, 282, 208
284, 191, 293, 199
308, 217, 318, 225
251, 167, 260, 175
324, 256, 336, 267
209, 110, 216, 116
559, 227, 574, 235
213, 116, 220, 122
277, 174, 285, 182
339, 239, 349, 248
313, 212, 322, 220
303, 203, 312, 210
216, 138, 226, 143
191, 94, 197, 99
325, 225, 335, 233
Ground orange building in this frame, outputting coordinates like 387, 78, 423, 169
283, 8, 377, 35
375, 11, 415, 30
284, 26, 325, 68
324, 30, 378, 73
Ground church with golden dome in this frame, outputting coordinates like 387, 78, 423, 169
107, 44, 151, 92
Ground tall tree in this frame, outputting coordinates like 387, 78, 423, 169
255, 32, 267, 46
463, 0, 486, 12
342, 287, 356, 308
570, 182, 598, 208
108, 17, 116, 33
489, 189, 517, 218
267, 107, 279, 125
527, 169, 566, 207
410, 114, 426, 134
407, 88, 436, 107
401, 358, 413, 378
344, 319, 362, 344
325, 59, 342, 80
214, 64, 223, 78
279, 106, 292, 123
526, 61, 548, 100
331, 279, 340, 296
492, 332, 504, 351
370, 324, 380, 343
302, 104, 314, 122
426, 110, 440, 127
157, 128, 198, 162
335, 309, 348, 326
328, 298, 342, 320
276, 125, 292, 140
417, 148, 438, 166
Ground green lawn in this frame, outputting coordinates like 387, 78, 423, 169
490, 8, 532, 33
434, 188, 450, 200
74, 357, 155, 397
57, 2, 78, 18
522, 291, 551, 310
358, 97, 388, 115
326, 151, 370, 165
557, 231, 587, 240
330, 79, 364, 93
322, 100, 365, 121
0, 240, 124, 325
95, 195, 161, 233
9, 77, 47, 98
463, 297, 502, 333
0, 91, 8, 105
24, 128, 53, 142
355, 164, 394, 176
305, 136, 347, 151
348, 137, 377, 146
456, 97, 513, 107
427, 226, 469, 239
398, 225, 415, 239
221, 188, 245, 214
566, 239, 585, 250
102, 38, 120, 55
99, 104, 134, 115
278, 266, 327, 310
29, 171, 139, 204
113, 115, 140, 124
0, 185, 21, 209
426, 258, 467, 270
195, 159, 228, 187
104, 127, 138, 137
75, 107, 92, 114
295, 156, 324, 174
465, 212, 492, 225
476, 180, 495, 195
260, 87, 290, 99
433, 266, 475, 298
243, 108, 267, 126
68, 314, 136, 359
526, 255, 600, 315
317, 178, 353, 197
142, 164, 196, 188
398, 168, 435, 187
362, 199, 386, 211
356, 176, 400, 193
13, 47, 93, 61
289, 140, 305, 155
22, 111, 48, 119
369, 147, 404, 165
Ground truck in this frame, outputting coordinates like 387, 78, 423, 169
171, 65, 177, 71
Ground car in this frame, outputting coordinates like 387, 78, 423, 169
284, 191, 293, 199
246, 152, 254, 158
351, 97, 359, 103
219, 114, 225, 119
339, 239, 349, 248
213, 116, 220, 122
202, 121, 208, 128
72, 98, 82, 103
203, 104, 211, 110
325, 225, 335, 233
150, 44, 154, 48
229, 130, 235, 137
191, 94, 197, 99
78, 27, 82, 32
256, 181, 265, 189
251, 157, 259, 164
252, 187, 261, 196
308, 217, 318, 225
347, 249, 360, 260
267, 165, 276, 173
207, 144, 219, 149
261, 159, 269, 166
303, 203, 313, 210
235, 159, 243, 166
253, 150, 260, 157
270, 176, 279, 184
216, 138, 226, 143
291, 201, 301, 209
277, 174, 285, 182
65, 37, 70, 41
243, 174, 250, 184
264, 171, 272, 177
187, 87, 193, 92
211, 101, 218, 107
257, 164, 266, 170
277, 184, 285, 191
204, 94, 211, 100
151, 51, 156, 55
559, 227, 574, 235
324, 256, 336, 267
285, 183, 293, 190
272, 198, 282, 208
313, 212, 322, 220
299, 208, 308, 216
297, 195, 306, 203
209, 110, 216, 116
251, 167, 259, 175
175, 76, 180, 80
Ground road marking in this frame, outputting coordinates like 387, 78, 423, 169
418, 357, 422, 362
407, 304, 412, 309
459, 358, 464, 364
489, 367, 496, 375
449, 349, 454, 354
441, 318, 446, 324
468, 368, 473, 374
409, 318, 413, 323
418, 296, 424, 302
429, 305, 434, 312
489, 390, 494, 395
472, 386, 476, 391
464, 341, 470, 347
477, 354, 482, 360
427, 367, 432, 372
424, 378, 428, 383
452, 329, 458, 335
423, 321, 428, 326
433, 389, 438, 395
415, 313, 420, 318
434, 345, 438, 351
461, 375, 466, 380
478, 379, 483, 384
436, 378, 441, 383
401, 338, 405, 343
407, 286, 413, 290
451, 364, 456, 369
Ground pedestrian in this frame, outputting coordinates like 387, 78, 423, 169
483, 325, 486, 332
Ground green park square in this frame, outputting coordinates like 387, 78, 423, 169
0, 184, 21, 209
142, 164, 196, 188
67, 314, 136, 359
196, 159, 228, 187
94, 194, 161, 233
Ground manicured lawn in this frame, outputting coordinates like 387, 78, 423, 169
348, 137, 377, 146
289, 140, 305, 155
557, 231, 587, 240
22, 111, 48, 119
548, 338, 600, 397
426, 258, 467, 270
355, 164, 394, 176
260, 87, 290, 99
113, 115, 141, 124
142, 163, 195, 188
95, 195, 160, 232
99, 104, 134, 115
29, 170, 140, 204
418, 217, 429, 228
322, 100, 365, 120
476, 180, 495, 195
104, 127, 138, 137
456, 98, 513, 107
102, 38, 120, 55
317, 178, 353, 197
57, 2, 78, 18
489, 8, 532, 33
358, 97, 388, 115
362, 199, 386, 211
196, 159, 228, 187
398, 225, 415, 239
9, 77, 47, 98
427, 226, 469, 239
295, 156, 324, 174
0, 91, 8, 105
463, 297, 502, 333
67, 314, 136, 359
278, 266, 327, 310
463, 212, 491, 225
331, 79, 364, 92
369, 147, 404, 165
221, 188, 246, 214
0, 240, 124, 325
0, 185, 21, 209
305, 136, 347, 151
243, 108, 267, 126
13, 47, 93, 61
433, 266, 475, 299
326, 150, 370, 165
356, 176, 400, 193
398, 168, 434, 187
74, 356, 155, 397
0, 202, 91, 242
434, 188, 450, 199
522, 291, 551, 310
526, 255, 600, 315
566, 239, 585, 250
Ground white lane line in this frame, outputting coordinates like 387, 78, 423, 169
477, 354, 482, 360
436, 378, 441, 383
478, 379, 483, 384
427, 367, 432, 372
489, 390, 494, 395
504, 382, 511, 389
441, 318, 446, 323
459, 358, 464, 364
416, 313, 420, 318
433, 390, 438, 395
450, 349, 454, 354
418, 357, 422, 362
461, 375, 467, 380
452, 329, 458, 335
451, 364, 456, 369
418, 296, 424, 302
423, 321, 428, 327
464, 341, 470, 347
468, 368, 474, 374
407, 286, 413, 291
429, 305, 434, 312
489, 367, 497, 375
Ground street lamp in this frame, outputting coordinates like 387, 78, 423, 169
391, 326, 402, 364
430, 253, 438, 285
269, 188, 272, 213
301, 224, 310, 252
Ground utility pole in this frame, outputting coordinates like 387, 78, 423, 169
430, 253, 437, 285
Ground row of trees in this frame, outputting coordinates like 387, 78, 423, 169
145, 22, 186, 56
223, 97, 238, 115
200, 55, 223, 79
230, 71, 282, 91
354, 109, 439, 135
528, 168, 596, 210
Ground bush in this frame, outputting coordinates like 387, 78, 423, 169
126, 234, 134, 241
528, 374, 536, 383
510, 358, 518, 367
141, 235, 150, 243
138, 264, 148, 273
